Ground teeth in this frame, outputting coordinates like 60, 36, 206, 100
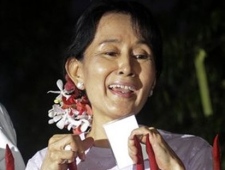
109, 84, 135, 91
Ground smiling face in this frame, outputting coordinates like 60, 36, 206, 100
68, 13, 156, 122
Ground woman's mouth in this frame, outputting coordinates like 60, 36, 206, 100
108, 84, 136, 97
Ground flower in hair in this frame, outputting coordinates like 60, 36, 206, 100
48, 75, 92, 134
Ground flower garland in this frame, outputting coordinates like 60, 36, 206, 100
48, 75, 92, 134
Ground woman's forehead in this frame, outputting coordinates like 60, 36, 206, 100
94, 13, 142, 41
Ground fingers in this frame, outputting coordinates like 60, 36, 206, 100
41, 148, 74, 170
128, 138, 138, 163
128, 126, 184, 169
49, 149, 76, 164
48, 134, 93, 159
41, 134, 94, 170
129, 126, 159, 143
128, 127, 151, 163
128, 126, 166, 159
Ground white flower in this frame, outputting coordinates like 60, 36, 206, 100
48, 105, 91, 132
48, 105, 67, 126
48, 79, 71, 100
48, 79, 92, 134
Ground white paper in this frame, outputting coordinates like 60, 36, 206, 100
103, 115, 147, 169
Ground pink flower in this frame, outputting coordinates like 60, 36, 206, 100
64, 75, 80, 98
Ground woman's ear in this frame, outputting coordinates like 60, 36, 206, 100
65, 58, 84, 84
152, 79, 156, 89
149, 79, 156, 97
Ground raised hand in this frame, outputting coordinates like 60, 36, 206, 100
41, 134, 94, 170
128, 126, 185, 170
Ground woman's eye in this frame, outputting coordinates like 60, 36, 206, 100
104, 52, 118, 57
133, 54, 149, 60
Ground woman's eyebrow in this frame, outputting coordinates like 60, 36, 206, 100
98, 39, 121, 46
136, 39, 148, 46
98, 39, 149, 48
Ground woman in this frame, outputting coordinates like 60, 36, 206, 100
26, 1, 212, 169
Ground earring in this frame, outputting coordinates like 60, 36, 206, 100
149, 90, 153, 97
77, 82, 84, 90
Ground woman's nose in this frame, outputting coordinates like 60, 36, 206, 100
117, 56, 135, 77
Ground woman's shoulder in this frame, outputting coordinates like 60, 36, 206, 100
158, 129, 211, 148
158, 129, 213, 169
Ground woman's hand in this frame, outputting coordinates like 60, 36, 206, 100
128, 126, 185, 170
41, 134, 94, 170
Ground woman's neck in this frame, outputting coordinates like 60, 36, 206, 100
86, 115, 113, 148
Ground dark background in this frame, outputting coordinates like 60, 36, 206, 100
1, 0, 225, 168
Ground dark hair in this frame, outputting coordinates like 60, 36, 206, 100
66, 0, 163, 78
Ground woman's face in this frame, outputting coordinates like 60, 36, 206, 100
80, 13, 156, 120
